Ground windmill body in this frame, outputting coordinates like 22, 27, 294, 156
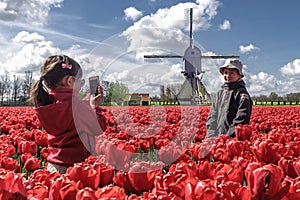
144, 8, 239, 105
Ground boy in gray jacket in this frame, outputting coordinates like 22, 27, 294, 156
206, 60, 252, 137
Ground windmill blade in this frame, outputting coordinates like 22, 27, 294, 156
202, 55, 240, 59
144, 55, 183, 58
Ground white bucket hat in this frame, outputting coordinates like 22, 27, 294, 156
219, 59, 244, 77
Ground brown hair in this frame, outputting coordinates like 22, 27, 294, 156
29, 55, 83, 107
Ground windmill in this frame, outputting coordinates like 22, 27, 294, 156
144, 8, 239, 105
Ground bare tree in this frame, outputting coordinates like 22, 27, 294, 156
21, 71, 33, 104
12, 75, 21, 105
0, 75, 10, 105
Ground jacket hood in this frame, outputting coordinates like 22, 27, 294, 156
35, 88, 76, 136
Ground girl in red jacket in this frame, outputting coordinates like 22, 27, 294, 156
29, 54, 106, 174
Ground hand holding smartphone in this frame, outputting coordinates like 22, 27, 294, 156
89, 76, 99, 96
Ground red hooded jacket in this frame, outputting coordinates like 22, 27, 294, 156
35, 88, 106, 166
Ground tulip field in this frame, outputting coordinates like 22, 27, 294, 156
0, 105, 300, 199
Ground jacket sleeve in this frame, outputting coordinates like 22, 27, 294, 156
206, 93, 219, 137
227, 92, 252, 136
73, 99, 107, 136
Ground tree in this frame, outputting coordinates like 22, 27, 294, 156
267, 92, 279, 101
159, 85, 167, 101
166, 86, 171, 100
12, 75, 21, 104
286, 93, 300, 101
166, 83, 182, 100
106, 82, 129, 105
20, 71, 33, 104
0, 75, 10, 105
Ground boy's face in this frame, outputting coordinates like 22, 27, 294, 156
222, 68, 242, 82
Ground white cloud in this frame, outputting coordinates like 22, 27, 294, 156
248, 72, 279, 95
0, 31, 60, 77
126, 0, 220, 31
218, 19, 230, 30
280, 59, 300, 78
0, 1, 17, 21
12, 31, 45, 43
239, 43, 260, 54
0, 0, 64, 26
123, 0, 221, 54
124, 7, 143, 21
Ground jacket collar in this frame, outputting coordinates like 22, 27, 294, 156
222, 79, 246, 90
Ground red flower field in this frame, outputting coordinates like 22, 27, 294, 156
0, 106, 300, 199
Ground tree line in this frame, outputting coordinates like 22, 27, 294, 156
0, 71, 33, 106
251, 92, 300, 102
1, 71, 299, 106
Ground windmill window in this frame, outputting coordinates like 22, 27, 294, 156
191, 51, 194, 54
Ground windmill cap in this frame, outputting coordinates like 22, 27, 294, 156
219, 59, 244, 77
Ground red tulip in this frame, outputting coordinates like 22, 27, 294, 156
216, 163, 244, 184
251, 139, 282, 163
76, 187, 97, 200
82, 156, 114, 187
40, 147, 51, 159
186, 179, 220, 200
0, 169, 27, 198
245, 163, 290, 199
213, 144, 231, 163
33, 129, 48, 147
282, 176, 300, 200
27, 169, 60, 189
67, 163, 100, 190
226, 140, 245, 159
219, 181, 251, 200
95, 185, 127, 200
286, 141, 300, 157
278, 157, 300, 178
158, 141, 186, 164
21, 153, 32, 164
0, 157, 19, 172
48, 176, 78, 200
197, 160, 216, 180
0, 190, 27, 200
0, 143, 15, 158
18, 140, 38, 155
27, 184, 48, 200
235, 124, 252, 141
113, 161, 163, 193
24, 156, 40, 172
100, 140, 135, 168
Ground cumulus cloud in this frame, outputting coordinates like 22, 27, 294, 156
126, 0, 220, 31
280, 59, 300, 78
218, 19, 230, 30
12, 31, 45, 43
0, 0, 63, 26
123, 0, 221, 53
124, 7, 143, 21
0, 31, 60, 77
247, 72, 279, 95
0, 1, 17, 21
239, 43, 260, 54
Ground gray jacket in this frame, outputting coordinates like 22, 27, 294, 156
206, 79, 252, 137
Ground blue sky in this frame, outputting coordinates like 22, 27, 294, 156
0, 0, 300, 96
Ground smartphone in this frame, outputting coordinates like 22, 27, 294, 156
89, 76, 99, 95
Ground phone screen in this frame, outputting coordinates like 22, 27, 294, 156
89, 76, 99, 95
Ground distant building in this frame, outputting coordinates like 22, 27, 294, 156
128, 93, 150, 106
